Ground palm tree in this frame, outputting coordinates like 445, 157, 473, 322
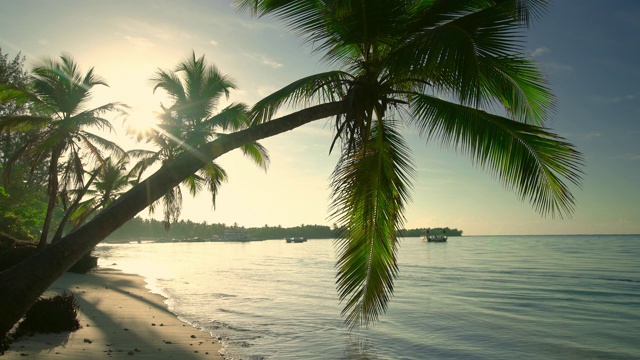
234, 0, 583, 327
0, 53, 126, 248
69, 153, 138, 229
0, 0, 583, 338
133, 52, 269, 228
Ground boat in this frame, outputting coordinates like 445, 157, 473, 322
286, 236, 307, 243
421, 230, 447, 243
426, 234, 447, 242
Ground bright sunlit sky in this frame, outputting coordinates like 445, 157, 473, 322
1, 1, 639, 235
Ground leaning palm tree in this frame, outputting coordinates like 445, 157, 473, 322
235, 0, 583, 327
0, 53, 126, 248
132, 52, 269, 228
0, 0, 583, 338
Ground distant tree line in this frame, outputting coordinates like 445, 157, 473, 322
105, 217, 462, 241
399, 227, 463, 237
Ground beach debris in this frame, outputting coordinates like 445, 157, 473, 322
83, 338, 92, 344
190, 335, 197, 338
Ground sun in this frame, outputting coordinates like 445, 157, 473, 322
124, 104, 160, 138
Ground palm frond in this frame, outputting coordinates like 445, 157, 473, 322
151, 69, 186, 102
205, 102, 249, 132
0, 115, 51, 132
390, 0, 550, 109
410, 93, 583, 217
249, 70, 350, 125
79, 131, 127, 159
161, 186, 182, 230
240, 141, 270, 171
198, 161, 228, 208
331, 118, 415, 328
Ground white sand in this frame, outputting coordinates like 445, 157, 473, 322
3, 268, 224, 359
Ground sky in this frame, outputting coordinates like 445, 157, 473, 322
0, 1, 638, 235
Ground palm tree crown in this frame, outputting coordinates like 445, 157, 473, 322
0, 53, 126, 247
236, 0, 583, 327
133, 52, 270, 228
70, 154, 138, 229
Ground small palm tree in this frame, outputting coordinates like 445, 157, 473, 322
70, 153, 139, 229
133, 52, 269, 228
0, 53, 126, 248
236, 0, 583, 327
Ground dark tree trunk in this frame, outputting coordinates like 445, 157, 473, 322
0, 101, 344, 338
51, 170, 99, 243
37, 152, 61, 249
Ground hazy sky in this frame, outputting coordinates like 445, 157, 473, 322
1, 1, 638, 235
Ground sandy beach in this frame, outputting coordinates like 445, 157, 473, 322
3, 268, 223, 359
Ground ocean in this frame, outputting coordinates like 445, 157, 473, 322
93, 235, 640, 359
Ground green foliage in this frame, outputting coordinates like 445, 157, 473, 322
0, 178, 48, 240
105, 217, 461, 241
237, 0, 582, 328
133, 52, 269, 229
0, 52, 127, 247
399, 227, 463, 237
14, 293, 80, 336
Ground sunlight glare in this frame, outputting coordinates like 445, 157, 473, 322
125, 105, 160, 139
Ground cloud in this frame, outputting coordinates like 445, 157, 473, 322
116, 18, 193, 43
209, 40, 218, 46
582, 131, 602, 140
37, 39, 49, 45
530, 46, 550, 57
589, 93, 640, 105
261, 55, 283, 69
257, 85, 279, 97
124, 35, 154, 49
540, 62, 574, 74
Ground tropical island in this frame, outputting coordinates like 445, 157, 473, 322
104, 217, 463, 242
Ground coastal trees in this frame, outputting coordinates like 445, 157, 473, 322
132, 52, 269, 228
0, 53, 127, 248
68, 154, 138, 229
0, 48, 48, 240
235, 0, 583, 327
0, 101, 344, 339
0, 0, 583, 338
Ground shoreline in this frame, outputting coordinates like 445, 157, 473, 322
3, 268, 223, 359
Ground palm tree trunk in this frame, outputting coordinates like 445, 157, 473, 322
37, 150, 62, 249
51, 171, 99, 243
0, 101, 344, 338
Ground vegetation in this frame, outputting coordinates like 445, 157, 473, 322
236, 0, 582, 327
104, 217, 462, 241
0, 53, 127, 248
0, 48, 49, 241
132, 52, 269, 229
13, 292, 80, 336
0, 0, 583, 340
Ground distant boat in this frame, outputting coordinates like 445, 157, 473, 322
426, 235, 447, 242
286, 237, 307, 243
421, 230, 447, 243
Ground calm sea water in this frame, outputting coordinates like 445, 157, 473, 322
93, 235, 640, 360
